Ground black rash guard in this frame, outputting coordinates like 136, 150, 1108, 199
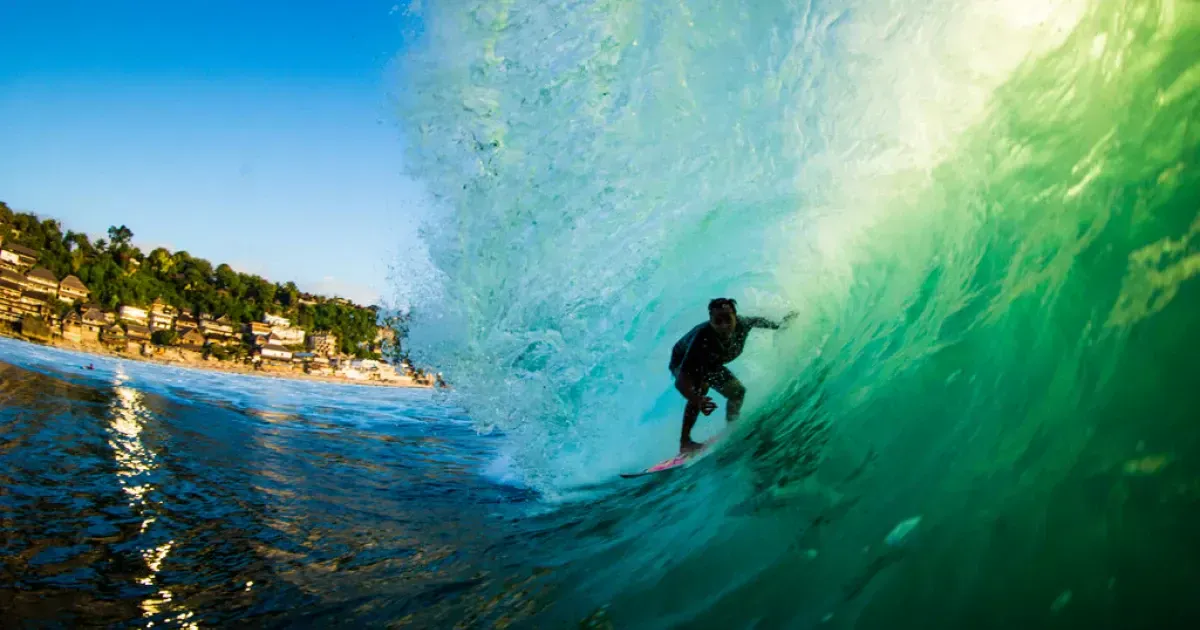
668, 316, 781, 377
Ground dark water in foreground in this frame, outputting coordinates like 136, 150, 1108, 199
0, 340, 542, 628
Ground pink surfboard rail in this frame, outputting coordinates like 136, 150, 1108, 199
619, 433, 723, 479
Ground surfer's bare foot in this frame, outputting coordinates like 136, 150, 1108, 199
680, 439, 704, 455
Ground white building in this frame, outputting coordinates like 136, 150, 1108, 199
336, 367, 368, 380
271, 325, 305, 345
119, 305, 149, 326
200, 314, 236, 339
260, 344, 293, 361
375, 364, 413, 383
263, 313, 291, 327
0, 243, 38, 269
148, 298, 177, 331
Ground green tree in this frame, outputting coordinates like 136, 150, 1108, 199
52, 300, 73, 320
215, 264, 241, 294
151, 330, 178, 346
64, 230, 95, 273
107, 225, 133, 249
279, 281, 299, 309
147, 248, 174, 276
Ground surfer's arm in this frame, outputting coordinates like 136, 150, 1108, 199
743, 313, 798, 330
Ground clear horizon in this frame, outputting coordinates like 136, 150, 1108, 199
0, 1, 428, 306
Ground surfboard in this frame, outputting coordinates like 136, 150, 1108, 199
620, 434, 723, 479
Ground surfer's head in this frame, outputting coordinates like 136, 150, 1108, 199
708, 298, 738, 336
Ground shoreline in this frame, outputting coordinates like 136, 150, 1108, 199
0, 330, 434, 389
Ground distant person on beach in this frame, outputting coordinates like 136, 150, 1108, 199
669, 298, 795, 454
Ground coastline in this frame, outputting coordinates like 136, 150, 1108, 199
0, 329, 434, 389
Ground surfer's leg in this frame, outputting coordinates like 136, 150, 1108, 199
674, 370, 709, 452
681, 399, 702, 450
712, 368, 746, 423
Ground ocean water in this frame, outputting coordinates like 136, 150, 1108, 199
6, 0, 1200, 627
0, 339, 537, 627
390, 0, 1200, 627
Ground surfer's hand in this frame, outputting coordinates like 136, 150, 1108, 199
699, 396, 717, 415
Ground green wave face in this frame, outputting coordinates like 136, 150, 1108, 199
396, 0, 1200, 626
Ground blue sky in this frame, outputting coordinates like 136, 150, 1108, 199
0, 1, 425, 305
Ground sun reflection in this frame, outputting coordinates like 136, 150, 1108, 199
107, 374, 199, 628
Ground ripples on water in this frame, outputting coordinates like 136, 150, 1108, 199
0, 339, 544, 627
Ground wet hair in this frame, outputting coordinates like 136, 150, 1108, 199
708, 297, 738, 313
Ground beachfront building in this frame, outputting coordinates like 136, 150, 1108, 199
58, 275, 90, 303
0, 269, 25, 324
307, 331, 337, 356
0, 243, 38, 270
83, 305, 116, 324
126, 324, 152, 343
19, 290, 50, 318
0, 266, 54, 326
61, 312, 83, 343
119, 305, 149, 326
260, 343, 293, 362
101, 323, 126, 347
334, 363, 368, 381
246, 321, 271, 337
149, 310, 175, 331
24, 268, 59, 295
200, 314, 236, 340
263, 312, 305, 345
375, 364, 412, 383
0, 269, 24, 294
175, 312, 198, 333
270, 324, 305, 345
351, 359, 381, 371
306, 356, 334, 376
149, 298, 177, 331
179, 328, 206, 351
81, 309, 106, 342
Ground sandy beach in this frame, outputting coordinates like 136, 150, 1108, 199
0, 329, 434, 389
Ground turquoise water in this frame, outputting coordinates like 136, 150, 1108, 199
5, 0, 1200, 627
392, 0, 1200, 627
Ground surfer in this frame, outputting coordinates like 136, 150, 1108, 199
670, 298, 795, 454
